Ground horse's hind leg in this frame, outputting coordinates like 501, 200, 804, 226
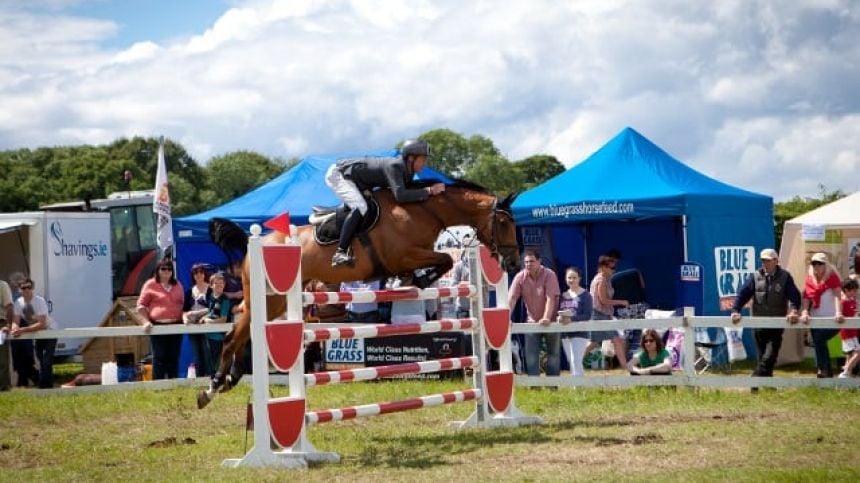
197, 312, 251, 409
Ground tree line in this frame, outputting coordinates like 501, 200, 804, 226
0, 129, 843, 242
0, 129, 564, 216
0, 136, 291, 216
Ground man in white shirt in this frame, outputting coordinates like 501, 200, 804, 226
11, 278, 58, 388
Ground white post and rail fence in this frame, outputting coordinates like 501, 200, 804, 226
11, 305, 860, 394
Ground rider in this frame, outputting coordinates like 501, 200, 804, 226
324, 139, 446, 267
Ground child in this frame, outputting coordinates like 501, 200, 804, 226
202, 272, 233, 375
838, 279, 859, 378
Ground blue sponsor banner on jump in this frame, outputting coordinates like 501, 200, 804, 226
324, 338, 365, 364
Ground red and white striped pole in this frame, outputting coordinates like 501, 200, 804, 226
305, 318, 477, 343
302, 285, 475, 306
307, 389, 483, 425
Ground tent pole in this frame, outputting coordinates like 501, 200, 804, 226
681, 215, 689, 261
582, 223, 589, 281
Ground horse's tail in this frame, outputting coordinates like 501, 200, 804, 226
208, 217, 248, 265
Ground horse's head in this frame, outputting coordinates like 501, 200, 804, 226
419, 179, 521, 272
479, 192, 521, 273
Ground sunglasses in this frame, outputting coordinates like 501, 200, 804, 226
159, 267, 173, 272
20, 286, 33, 290
811, 261, 825, 266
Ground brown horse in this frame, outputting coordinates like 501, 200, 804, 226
197, 180, 520, 408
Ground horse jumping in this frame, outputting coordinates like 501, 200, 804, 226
198, 180, 520, 409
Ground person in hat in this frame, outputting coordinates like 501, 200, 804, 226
324, 139, 446, 267
730, 248, 801, 379
799, 252, 843, 378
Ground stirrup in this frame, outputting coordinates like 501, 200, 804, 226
332, 249, 355, 267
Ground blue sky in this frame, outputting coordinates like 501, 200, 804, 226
34, 0, 233, 48
0, 0, 858, 201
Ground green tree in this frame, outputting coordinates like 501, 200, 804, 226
463, 154, 524, 196
514, 154, 565, 189
418, 129, 501, 177
0, 137, 210, 213
103, 137, 209, 215
200, 150, 286, 207
0, 148, 48, 211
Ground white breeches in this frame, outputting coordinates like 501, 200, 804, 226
325, 164, 368, 215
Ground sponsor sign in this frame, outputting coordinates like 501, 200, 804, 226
714, 246, 756, 310
364, 333, 465, 379
324, 338, 365, 364
680, 263, 701, 282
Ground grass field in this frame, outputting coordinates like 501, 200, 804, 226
1, 367, 859, 482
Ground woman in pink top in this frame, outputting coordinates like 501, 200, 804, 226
589, 255, 629, 369
137, 258, 185, 380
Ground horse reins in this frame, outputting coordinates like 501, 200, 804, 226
424, 189, 516, 263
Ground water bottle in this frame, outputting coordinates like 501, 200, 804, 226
187, 363, 197, 379
101, 362, 118, 385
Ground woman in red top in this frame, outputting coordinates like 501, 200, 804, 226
137, 258, 185, 379
800, 253, 843, 378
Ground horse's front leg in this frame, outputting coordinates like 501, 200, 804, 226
409, 251, 454, 288
197, 311, 251, 409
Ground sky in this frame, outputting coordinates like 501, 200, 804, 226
0, 0, 858, 201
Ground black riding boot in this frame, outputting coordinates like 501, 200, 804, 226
332, 209, 362, 266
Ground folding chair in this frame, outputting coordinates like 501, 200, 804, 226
694, 328, 730, 374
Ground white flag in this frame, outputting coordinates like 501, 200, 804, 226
153, 136, 173, 254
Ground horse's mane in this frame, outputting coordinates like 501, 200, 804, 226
409, 177, 490, 193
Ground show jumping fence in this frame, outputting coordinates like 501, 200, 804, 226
222, 224, 541, 469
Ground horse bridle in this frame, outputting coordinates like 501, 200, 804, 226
420, 190, 517, 263
486, 199, 519, 263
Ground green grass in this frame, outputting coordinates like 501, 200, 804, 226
1, 377, 859, 482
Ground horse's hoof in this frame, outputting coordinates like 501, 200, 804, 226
197, 391, 211, 409
414, 273, 432, 289
218, 375, 233, 393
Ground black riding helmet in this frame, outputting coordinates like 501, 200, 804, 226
401, 139, 430, 159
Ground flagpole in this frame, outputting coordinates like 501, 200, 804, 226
153, 135, 174, 261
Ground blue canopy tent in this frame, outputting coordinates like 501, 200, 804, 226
173, 149, 454, 286
511, 127, 773, 318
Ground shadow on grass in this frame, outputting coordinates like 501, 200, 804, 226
349, 424, 555, 468
351, 418, 636, 469
348, 418, 672, 468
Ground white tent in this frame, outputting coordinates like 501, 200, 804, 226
777, 191, 860, 364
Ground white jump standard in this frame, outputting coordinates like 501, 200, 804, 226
223, 222, 540, 469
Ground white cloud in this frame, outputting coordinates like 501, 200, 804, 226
695, 115, 860, 199
187, 7, 261, 54
112, 41, 160, 64
0, 0, 857, 203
